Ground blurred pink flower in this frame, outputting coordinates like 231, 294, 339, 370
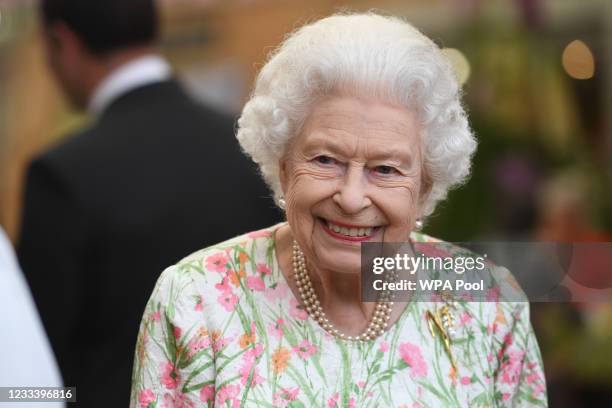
380, 341, 389, 353
173, 327, 182, 340
138, 389, 156, 408
160, 362, 180, 389
248, 229, 271, 238
265, 283, 289, 302
215, 277, 232, 294
161, 392, 193, 408
486, 286, 500, 302
268, 318, 285, 339
216, 384, 240, 405
239, 360, 263, 387
499, 349, 526, 385
206, 252, 229, 272
187, 335, 211, 358
293, 339, 316, 359
256, 263, 272, 274
244, 343, 264, 361
194, 296, 204, 311
218, 291, 239, 312
461, 376, 471, 385
273, 387, 299, 407
458, 311, 472, 327
327, 392, 339, 407
247, 276, 265, 291
399, 342, 428, 378
289, 298, 308, 321
532, 382, 546, 398
199, 385, 214, 403
212, 333, 232, 353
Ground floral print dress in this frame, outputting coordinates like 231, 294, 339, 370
131, 225, 547, 407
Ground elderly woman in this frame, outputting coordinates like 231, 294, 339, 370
131, 13, 547, 407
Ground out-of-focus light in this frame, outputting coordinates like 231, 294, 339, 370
442, 48, 471, 86
562, 40, 595, 80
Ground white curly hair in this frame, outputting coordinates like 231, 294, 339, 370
236, 12, 476, 218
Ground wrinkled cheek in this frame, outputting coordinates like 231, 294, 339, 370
381, 196, 419, 241
284, 183, 316, 248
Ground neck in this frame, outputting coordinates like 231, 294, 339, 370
312, 269, 377, 328
276, 224, 375, 324
84, 46, 156, 106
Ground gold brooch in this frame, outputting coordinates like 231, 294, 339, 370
426, 301, 457, 372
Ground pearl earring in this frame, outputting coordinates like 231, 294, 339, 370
278, 196, 286, 210
415, 219, 423, 231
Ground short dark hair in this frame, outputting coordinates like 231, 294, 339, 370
41, 0, 158, 55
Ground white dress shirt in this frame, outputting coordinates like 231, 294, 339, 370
0, 227, 65, 407
88, 55, 172, 116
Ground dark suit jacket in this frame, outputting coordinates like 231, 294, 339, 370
17, 80, 280, 407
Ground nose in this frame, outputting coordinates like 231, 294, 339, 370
332, 165, 372, 214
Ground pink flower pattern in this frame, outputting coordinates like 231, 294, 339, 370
217, 291, 239, 312
399, 342, 428, 378
256, 263, 272, 274
205, 252, 228, 273
159, 362, 180, 390
138, 389, 156, 408
293, 339, 316, 359
289, 298, 308, 321
216, 384, 240, 406
161, 392, 194, 408
199, 385, 214, 403
131, 228, 547, 408
273, 387, 299, 407
247, 276, 265, 291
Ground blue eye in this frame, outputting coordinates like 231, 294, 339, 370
374, 165, 396, 175
315, 155, 335, 165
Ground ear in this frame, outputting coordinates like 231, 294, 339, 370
417, 172, 433, 216
46, 21, 88, 57
279, 157, 289, 195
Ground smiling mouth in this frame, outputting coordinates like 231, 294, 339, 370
319, 218, 381, 241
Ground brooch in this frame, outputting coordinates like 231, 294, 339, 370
426, 297, 458, 373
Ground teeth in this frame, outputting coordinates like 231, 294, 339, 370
325, 220, 375, 237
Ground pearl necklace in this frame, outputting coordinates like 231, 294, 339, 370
292, 241, 394, 342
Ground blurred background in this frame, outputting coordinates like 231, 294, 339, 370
0, 0, 610, 406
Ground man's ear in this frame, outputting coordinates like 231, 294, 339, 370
47, 21, 87, 56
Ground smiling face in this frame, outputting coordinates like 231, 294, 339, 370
280, 96, 430, 274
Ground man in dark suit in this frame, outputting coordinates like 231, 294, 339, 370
17, 1, 279, 406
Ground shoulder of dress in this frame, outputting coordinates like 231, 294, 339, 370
410, 232, 528, 304
174, 224, 281, 267
409, 231, 443, 243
